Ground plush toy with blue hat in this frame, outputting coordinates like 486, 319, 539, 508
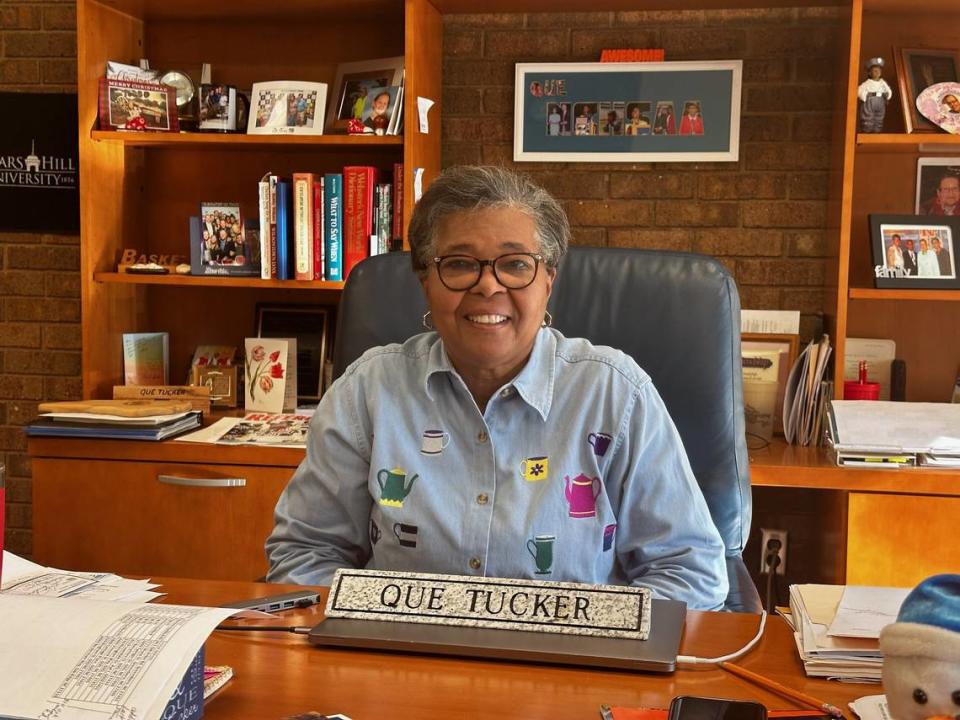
879, 574, 960, 720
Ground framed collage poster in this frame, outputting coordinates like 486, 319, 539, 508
513, 61, 742, 163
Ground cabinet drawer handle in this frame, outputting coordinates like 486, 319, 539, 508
157, 475, 247, 488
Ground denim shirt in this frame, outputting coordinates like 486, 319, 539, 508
266, 328, 728, 610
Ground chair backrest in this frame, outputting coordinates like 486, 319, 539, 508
333, 247, 757, 610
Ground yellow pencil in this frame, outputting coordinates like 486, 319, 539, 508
719, 662, 844, 719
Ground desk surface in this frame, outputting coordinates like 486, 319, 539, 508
158, 577, 876, 720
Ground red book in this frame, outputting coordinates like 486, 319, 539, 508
343, 166, 376, 279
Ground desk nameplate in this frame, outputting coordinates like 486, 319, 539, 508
325, 569, 651, 640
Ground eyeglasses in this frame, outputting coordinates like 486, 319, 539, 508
432, 253, 543, 291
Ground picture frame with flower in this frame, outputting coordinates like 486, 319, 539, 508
244, 337, 297, 413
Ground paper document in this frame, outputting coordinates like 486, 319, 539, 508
849, 695, 891, 720
0, 594, 235, 720
828, 401, 960, 454
741, 309, 800, 335
178, 412, 311, 447
2, 551, 162, 603
827, 585, 908, 639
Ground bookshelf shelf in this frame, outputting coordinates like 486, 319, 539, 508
90, 131, 404, 149
93, 272, 346, 291
848, 287, 960, 301
856, 133, 960, 153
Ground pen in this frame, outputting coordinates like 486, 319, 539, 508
719, 662, 844, 719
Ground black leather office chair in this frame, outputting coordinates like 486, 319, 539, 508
332, 247, 762, 613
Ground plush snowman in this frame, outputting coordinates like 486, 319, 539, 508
880, 574, 960, 720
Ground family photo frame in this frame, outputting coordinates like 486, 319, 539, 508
326, 56, 405, 133
256, 304, 330, 405
869, 214, 959, 289
248, 81, 327, 135
895, 47, 960, 133
513, 61, 742, 163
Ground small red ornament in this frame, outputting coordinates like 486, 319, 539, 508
346, 118, 368, 135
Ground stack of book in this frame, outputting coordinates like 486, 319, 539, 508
258, 162, 403, 282
786, 584, 907, 682
26, 399, 202, 441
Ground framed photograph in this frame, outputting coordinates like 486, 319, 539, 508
359, 85, 402, 135
198, 84, 240, 132
248, 81, 327, 135
256, 304, 330, 405
513, 61, 742, 163
97, 77, 178, 132
869, 214, 959, 288
325, 56, 405, 133
915, 158, 960, 215
742, 332, 800, 435
895, 47, 960, 133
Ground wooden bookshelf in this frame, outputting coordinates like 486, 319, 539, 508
94, 272, 346, 291
91, 131, 403, 148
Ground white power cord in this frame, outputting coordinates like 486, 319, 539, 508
676, 610, 767, 665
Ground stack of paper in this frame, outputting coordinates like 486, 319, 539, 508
0, 551, 238, 720
1, 551, 163, 602
783, 335, 833, 446
827, 400, 960, 466
788, 584, 908, 682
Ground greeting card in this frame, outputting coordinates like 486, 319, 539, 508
244, 338, 297, 413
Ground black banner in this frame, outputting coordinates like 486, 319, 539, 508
0, 92, 79, 233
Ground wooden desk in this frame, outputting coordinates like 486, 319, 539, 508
160, 577, 873, 720
750, 439, 960, 587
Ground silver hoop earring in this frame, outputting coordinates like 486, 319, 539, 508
542, 311, 553, 328
422, 311, 434, 330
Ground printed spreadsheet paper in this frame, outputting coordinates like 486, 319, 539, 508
0, 594, 235, 720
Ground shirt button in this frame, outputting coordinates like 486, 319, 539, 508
500, 387, 514, 398
477, 430, 488, 443
476, 493, 488, 505
469, 557, 482, 570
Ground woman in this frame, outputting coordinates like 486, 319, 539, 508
266, 166, 727, 610
679, 101, 704, 135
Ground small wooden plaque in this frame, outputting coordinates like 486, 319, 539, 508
113, 385, 211, 415
190, 366, 237, 408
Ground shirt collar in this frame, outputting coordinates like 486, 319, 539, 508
422, 328, 557, 421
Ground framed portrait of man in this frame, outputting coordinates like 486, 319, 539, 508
915, 158, 960, 216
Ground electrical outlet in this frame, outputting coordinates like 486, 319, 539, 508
759, 528, 788, 576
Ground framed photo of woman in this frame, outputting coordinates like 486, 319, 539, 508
895, 47, 960, 132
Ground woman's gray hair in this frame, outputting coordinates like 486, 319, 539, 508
407, 165, 570, 275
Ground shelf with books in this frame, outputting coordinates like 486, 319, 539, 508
90, 131, 404, 149
93, 272, 346, 291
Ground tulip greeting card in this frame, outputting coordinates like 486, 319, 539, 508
244, 338, 297, 413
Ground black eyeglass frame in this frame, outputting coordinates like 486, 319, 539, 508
431, 252, 544, 291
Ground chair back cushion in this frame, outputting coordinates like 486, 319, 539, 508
332, 247, 751, 557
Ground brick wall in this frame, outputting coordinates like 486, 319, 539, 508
1, 0, 80, 557
442, 8, 841, 341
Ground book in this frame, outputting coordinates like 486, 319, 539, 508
269, 173, 279, 278
258, 172, 273, 279
343, 166, 376, 278
312, 177, 325, 279
122, 332, 169, 385
162, 648, 204, 720
292, 172, 315, 280
392, 162, 404, 248
324, 173, 343, 281
203, 665, 234, 701
26, 412, 202, 441
275, 179, 291, 280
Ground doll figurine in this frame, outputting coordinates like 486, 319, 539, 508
879, 574, 960, 720
857, 57, 893, 133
